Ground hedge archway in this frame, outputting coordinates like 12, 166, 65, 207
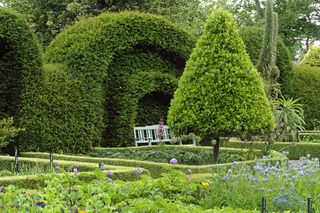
22, 11, 195, 152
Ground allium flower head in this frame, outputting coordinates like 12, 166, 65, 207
170, 158, 178, 164
74, 168, 79, 175
187, 169, 192, 174
107, 170, 113, 176
107, 178, 113, 183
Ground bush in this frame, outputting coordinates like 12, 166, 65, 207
168, 10, 274, 162
299, 45, 320, 67
22, 11, 195, 152
239, 26, 293, 94
0, 8, 43, 122
222, 140, 320, 160
0, 117, 24, 150
286, 66, 320, 129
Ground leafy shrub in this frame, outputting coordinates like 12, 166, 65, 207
168, 10, 274, 162
239, 26, 293, 95
272, 97, 305, 141
22, 12, 195, 152
0, 117, 24, 150
0, 169, 261, 212
300, 46, 320, 67
0, 8, 43, 122
286, 66, 320, 129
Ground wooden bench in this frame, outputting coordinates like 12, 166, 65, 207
134, 125, 196, 146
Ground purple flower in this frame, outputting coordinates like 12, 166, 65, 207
170, 158, 178, 164
187, 169, 192, 174
280, 187, 285, 191
263, 177, 269, 182
36, 201, 46, 208
107, 170, 113, 176
0, 187, 6, 193
134, 168, 143, 175
254, 164, 260, 170
73, 168, 79, 175
107, 178, 113, 183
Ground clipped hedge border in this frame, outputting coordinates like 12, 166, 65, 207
21, 148, 286, 177
222, 141, 320, 160
0, 169, 143, 189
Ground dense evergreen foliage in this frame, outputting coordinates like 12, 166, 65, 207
286, 66, 320, 129
20, 11, 195, 152
0, 8, 42, 119
168, 10, 274, 161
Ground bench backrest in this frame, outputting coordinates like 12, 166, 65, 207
134, 125, 174, 146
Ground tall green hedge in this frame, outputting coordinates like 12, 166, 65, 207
0, 8, 42, 120
239, 26, 293, 95
286, 66, 320, 129
21, 11, 195, 152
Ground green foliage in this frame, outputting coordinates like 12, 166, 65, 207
223, 140, 320, 160
286, 66, 320, 129
168, 10, 274, 139
239, 26, 293, 95
0, 117, 24, 150
300, 46, 320, 67
0, 170, 259, 212
272, 97, 305, 141
202, 157, 320, 212
3, 0, 207, 45
21, 148, 286, 178
0, 7, 43, 122
21, 12, 195, 152
86, 146, 260, 165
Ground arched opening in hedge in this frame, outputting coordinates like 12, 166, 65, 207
136, 91, 172, 126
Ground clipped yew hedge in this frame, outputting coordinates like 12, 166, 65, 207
0, 8, 42, 120
222, 141, 320, 160
21, 149, 287, 177
239, 26, 293, 94
286, 66, 320, 129
21, 11, 195, 152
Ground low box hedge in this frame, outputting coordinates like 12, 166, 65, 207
21, 149, 286, 177
0, 168, 144, 189
0, 155, 133, 173
222, 141, 320, 160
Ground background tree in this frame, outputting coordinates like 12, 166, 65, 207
167, 10, 274, 163
2, 0, 208, 46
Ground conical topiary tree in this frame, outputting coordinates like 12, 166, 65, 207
167, 10, 275, 162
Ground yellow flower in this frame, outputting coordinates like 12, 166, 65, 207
201, 181, 210, 187
79, 210, 86, 213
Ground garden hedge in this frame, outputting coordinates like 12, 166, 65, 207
21, 11, 195, 152
0, 169, 142, 189
285, 66, 320, 129
21, 149, 287, 177
239, 26, 293, 94
0, 155, 133, 173
0, 8, 42, 122
222, 141, 320, 160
